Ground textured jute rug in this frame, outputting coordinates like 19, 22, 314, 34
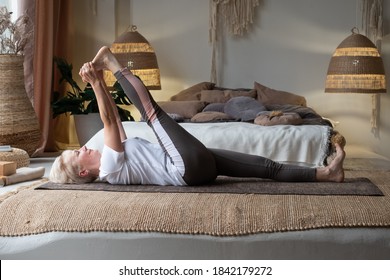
0, 170, 389, 237
36, 177, 383, 196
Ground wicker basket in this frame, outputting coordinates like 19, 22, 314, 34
0, 55, 41, 156
0, 148, 30, 168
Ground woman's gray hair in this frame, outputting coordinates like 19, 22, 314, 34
49, 150, 97, 184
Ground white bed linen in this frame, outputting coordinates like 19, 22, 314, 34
1, 228, 389, 259
86, 122, 331, 167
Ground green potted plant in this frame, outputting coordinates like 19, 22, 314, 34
51, 57, 134, 145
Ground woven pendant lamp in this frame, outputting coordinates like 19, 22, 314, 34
104, 25, 161, 90
325, 28, 386, 94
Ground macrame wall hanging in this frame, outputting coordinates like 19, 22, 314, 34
209, 0, 260, 84
361, 0, 384, 136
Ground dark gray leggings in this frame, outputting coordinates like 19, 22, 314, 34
115, 69, 316, 185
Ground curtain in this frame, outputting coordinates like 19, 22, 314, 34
21, 0, 74, 156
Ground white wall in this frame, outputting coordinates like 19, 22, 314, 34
73, 0, 390, 159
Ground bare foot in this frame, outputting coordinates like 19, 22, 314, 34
92, 46, 121, 73
316, 143, 345, 182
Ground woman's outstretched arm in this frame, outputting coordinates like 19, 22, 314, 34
79, 62, 124, 152
99, 75, 127, 142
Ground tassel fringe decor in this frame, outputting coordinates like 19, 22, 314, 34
209, 0, 260, 84
361, 0, 384, 135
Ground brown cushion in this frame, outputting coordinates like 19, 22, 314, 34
191, 111, 233, 123
158, 101, 208, 119
200, 89, 257, 103
254, 111, 303, 126
170, 82, 214, 101
254, 82, 307, 106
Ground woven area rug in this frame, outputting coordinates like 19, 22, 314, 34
0, 170, 389, 237
36, 176, 383, 196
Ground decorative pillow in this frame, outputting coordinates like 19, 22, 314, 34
254, 111, 303, 126
200, 89, 257, 103
254, 81, 307, 106
158, 101, 208, 119
202, 102, 225, 113
191, 111, 233, 123
170, 82, 214, 101
224, 96, 267, 121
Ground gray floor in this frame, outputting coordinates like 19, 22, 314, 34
344, 158, 390, 171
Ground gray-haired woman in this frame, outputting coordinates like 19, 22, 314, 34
50, 46, 345, 185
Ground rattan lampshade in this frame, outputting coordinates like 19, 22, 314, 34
325, 29, 386, 94
104, 25, 161, 90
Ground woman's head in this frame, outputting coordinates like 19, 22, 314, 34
49, 147, 101, 184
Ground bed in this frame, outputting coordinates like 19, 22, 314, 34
1, 166, 390, 260
105, 81, 343, 166
86, 122, 333, 167
1, 82, 389, 260
85, 81, 344, 167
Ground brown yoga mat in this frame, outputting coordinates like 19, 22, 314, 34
36, 176, 383, 196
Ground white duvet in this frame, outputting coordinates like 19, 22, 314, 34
86, 122, 331, 167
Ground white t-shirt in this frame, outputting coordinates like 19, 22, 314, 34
99, 137, 186, 186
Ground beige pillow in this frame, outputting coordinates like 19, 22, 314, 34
170, 82, 214, 101
254, 82, 307, 106
158, 101, 208, 119
200, 89, 257, 103
191, 111, 233, 123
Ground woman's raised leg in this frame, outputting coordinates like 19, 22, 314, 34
92, 47, 217, 185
